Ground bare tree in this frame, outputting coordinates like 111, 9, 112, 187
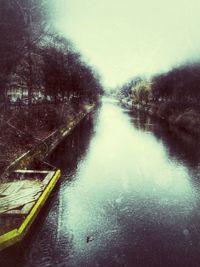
0, 0, 25, 108
12, 0, 50, 105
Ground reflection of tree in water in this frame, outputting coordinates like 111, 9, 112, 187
130, 110, 200, 171
48, 111, 97, 180
129, 110, 154, 132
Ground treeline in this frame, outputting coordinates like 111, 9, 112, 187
152, 63, 200, 104
118, 62, 200, 106
0, 0, 103, 108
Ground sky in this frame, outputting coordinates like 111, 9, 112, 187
54, 0, 200, 89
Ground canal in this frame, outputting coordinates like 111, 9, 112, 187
1, 98, 200, 267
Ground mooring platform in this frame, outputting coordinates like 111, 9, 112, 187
0, 169, 61, 251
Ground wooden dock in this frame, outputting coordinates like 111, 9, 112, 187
0, 169, 61, 251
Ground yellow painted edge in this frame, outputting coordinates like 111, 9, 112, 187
18, 169, 61, 235
0, 169, 61, 251
0, 229, 20, 251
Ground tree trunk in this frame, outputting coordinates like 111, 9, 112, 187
27, 40, 33, 107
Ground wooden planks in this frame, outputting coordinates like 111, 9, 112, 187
2, 181, 24, 195
14, 170, 49, 174
0, 180, 43, 214
0, 169, 61, 251
0, 170, 55, 216
42, 171, 55, 186
0, 170, 59, 228
0, 184, 10, 196
21, 201, 36, 215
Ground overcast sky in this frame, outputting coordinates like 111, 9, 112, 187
54, 0, 200, 88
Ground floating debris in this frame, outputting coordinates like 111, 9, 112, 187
86, 235, 95, 243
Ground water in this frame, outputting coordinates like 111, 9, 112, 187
1, 98, 200, 267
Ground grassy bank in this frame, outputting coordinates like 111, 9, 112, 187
0, 102, 94, 178
134, 102, 200, 137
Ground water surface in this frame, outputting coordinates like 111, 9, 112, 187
1, 99, 200, 267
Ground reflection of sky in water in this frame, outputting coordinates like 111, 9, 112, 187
58, 100, 198, 258
2, 100, 200, 267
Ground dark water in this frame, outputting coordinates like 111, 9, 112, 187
1, 98, 200, 267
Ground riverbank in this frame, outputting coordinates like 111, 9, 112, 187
0, 102, 95, 180
132, 101, 200, 137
